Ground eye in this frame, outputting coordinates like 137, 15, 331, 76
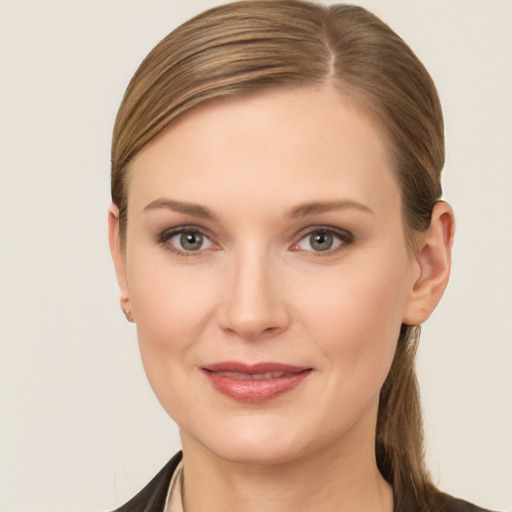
293, 228, 352, 253
161, 228, 215, 254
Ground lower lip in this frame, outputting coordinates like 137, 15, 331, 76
203, 370, 312, 403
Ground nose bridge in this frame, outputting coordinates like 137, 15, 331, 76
219, 242, 288, 340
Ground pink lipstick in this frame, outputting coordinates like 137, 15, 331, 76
202, 362, 312, 403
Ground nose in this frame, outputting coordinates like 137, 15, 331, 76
217, 249, 290, 341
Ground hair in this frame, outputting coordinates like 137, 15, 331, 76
111, 1, 444, 509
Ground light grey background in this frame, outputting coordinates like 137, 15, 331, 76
1, 1, 511, 511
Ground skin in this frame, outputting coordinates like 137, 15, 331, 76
109, 85, 454, 512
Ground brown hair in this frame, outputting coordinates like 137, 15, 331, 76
111, 1, 444, 508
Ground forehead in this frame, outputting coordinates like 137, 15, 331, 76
127, 85, 400, 216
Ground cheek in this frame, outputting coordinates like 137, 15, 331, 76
129, 252, 216, 328
301, 255, 410, 385
126, 256, 219, 385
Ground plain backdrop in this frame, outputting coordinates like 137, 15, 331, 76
0, 1, 511, 511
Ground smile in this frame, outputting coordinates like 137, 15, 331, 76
211, 370, 297, 380
202, 362, 313, 403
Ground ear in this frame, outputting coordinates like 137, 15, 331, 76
402, 201, 455, 325
108, 203, 132, 321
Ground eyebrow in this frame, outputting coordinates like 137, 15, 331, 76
287, 200, 374, 218
143, 198, 373, 220
144, 198, 218, 220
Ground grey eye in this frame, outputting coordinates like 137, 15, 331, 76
181, 232, 203, 250
296, 230, 344, 252
309, 231, 334, 251
169, 231, 213, 251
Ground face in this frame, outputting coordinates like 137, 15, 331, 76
113, 85, 423, 466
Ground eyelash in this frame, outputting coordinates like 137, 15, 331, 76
290, 226, 354, 256
157, 226, 218, 257
157, 226, 354, 257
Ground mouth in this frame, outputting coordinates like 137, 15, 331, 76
210, 370, 300, 380
201, 362, 313, 403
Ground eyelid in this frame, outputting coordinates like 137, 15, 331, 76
157, 225, 219, 256
289, 226, 354, 254
156, 224, 353, 256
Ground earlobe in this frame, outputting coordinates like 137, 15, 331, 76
402, 201, 455, 325
108, 203, 133, 321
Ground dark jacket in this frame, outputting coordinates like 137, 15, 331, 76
113, 452, 493, 512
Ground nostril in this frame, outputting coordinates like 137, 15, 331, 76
224, 323, 283, 341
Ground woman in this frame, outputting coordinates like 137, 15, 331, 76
108, 2, 488, 511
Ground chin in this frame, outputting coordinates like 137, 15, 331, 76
213, 441, 306, 467
182, 416, 314, 467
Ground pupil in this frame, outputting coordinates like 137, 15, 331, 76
311, 232, 333, 251
181, 232, 203, 250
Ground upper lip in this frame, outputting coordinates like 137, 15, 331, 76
202, 361, 311, 374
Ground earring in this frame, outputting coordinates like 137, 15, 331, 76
122, 308, 134, 323
120, 298, 134, 323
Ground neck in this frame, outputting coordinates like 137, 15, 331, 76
179, 423, 393, 512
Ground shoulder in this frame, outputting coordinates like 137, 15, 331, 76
111, 452, 183, 512
396, 483, 497, 512
432, 490, 497, 512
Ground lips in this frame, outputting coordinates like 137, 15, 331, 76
212, 370, 297, 380
202, 362, 312, 403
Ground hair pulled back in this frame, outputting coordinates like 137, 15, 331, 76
111, 2, 444, 509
